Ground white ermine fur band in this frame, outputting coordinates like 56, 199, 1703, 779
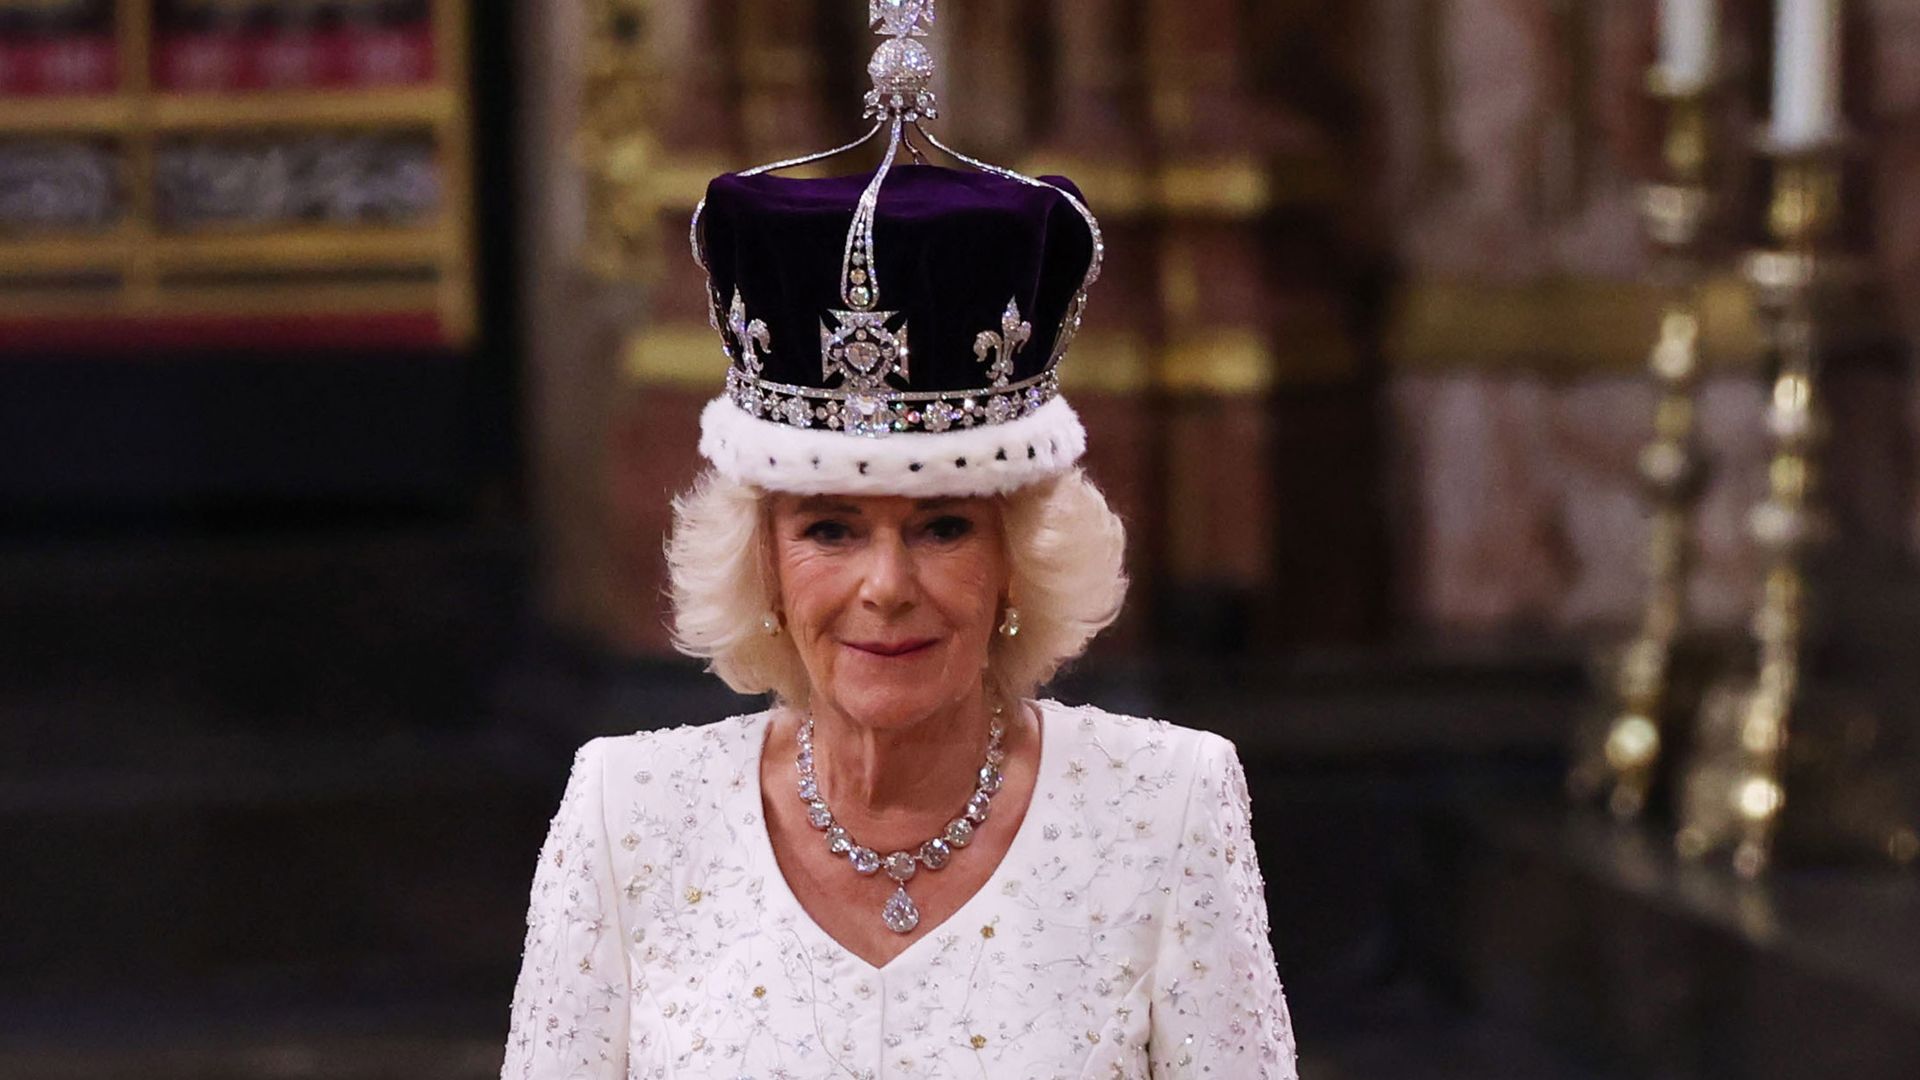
698, 394, 1087, 497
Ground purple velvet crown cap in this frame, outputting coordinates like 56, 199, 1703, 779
693, 163, 1101, 497
699, 164, 1094, 395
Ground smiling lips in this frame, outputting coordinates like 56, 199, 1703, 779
845, 637, 939, 658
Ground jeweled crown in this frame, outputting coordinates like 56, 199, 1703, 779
687, 1, 1103, 496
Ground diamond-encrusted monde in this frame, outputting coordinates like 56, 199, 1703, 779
796, 702, 1006, 934
870, 37, 934, 92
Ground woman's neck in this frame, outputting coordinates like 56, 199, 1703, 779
805, 689, 997, 821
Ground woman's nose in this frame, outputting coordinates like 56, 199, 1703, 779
857, 531, 916, 613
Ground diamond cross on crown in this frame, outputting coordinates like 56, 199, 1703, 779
871, 0, 934, 38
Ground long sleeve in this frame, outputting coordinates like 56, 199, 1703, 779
1149, 732, 1299, 1078
501, 738, 631, 1079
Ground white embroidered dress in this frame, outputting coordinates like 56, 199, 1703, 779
501, 701, 1298, 1079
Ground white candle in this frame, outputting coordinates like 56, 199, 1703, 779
1658, 0, 1718, 93
1771, 0, 1844, 148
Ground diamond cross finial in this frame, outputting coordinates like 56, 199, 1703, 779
865, 0, 937, 117
871, 0, 934, 38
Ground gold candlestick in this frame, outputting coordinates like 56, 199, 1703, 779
1675, 144, 1835, 878
1676, 138, 1920, 879
1569, 72, 1721, 822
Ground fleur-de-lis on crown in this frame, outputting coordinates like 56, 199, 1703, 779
871, 0, 934, 37
972, 298, 1031, 388
728, 289, 771, 376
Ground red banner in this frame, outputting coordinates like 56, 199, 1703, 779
0, 36, 118, 96
153, 24, 436, 93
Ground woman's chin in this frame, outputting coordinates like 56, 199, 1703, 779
828, 692, 931, 729
813, 638, 993, 727
824, 678, 960, 730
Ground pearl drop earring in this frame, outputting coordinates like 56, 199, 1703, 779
762, 612, 782, 636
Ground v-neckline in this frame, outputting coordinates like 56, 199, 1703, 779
745, 700, 1056, 976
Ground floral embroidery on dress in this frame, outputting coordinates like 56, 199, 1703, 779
502, 741, 629, 1078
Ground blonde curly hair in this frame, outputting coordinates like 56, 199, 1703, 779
665, 467, 1128, 706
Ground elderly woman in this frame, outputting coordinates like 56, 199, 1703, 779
502, 11, 1295, 1078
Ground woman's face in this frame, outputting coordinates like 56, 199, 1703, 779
769, 493, 1009, 729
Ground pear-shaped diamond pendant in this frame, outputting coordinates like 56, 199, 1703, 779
881, 885, 921, 933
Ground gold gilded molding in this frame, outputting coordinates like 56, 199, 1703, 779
576, 2, 748, 281
1017, 156, 1328, 219
1155, 159, 1270, 216
580, 0, 666, 281
1159, 319, 1359, 395
646, 156, 739, 206
1015, 155, 1152, 215
624, 324, 727, 387
1387, 276, 1763, 375
1159, 328, 1275, 394
1058, 331, 1151, 394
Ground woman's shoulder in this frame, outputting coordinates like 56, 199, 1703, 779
1036, 698, 1238, 773
1032, 700, 1249, 873
572, 708, 774, 781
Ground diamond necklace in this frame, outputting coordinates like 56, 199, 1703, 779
795, 702, 1008, 934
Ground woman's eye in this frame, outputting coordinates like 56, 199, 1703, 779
802, 520, 852, 543
924, 515, 973, 542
